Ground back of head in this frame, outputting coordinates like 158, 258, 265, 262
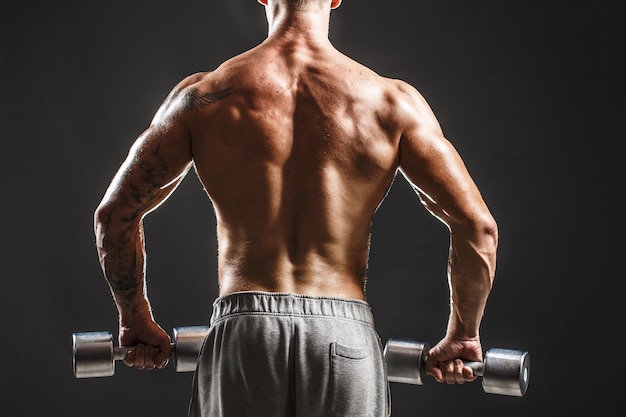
287, 0, 316, 5
283, 0, 326, 11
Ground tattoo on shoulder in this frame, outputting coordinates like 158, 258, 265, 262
182, 86, 234, 112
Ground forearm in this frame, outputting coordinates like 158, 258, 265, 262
95, 208, 152, 325
446, 223, 498, 339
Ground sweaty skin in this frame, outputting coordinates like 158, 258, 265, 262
94, 0, 497, 385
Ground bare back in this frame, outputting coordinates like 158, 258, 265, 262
183, 39, 404, 299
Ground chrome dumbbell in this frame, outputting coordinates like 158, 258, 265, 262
72, 325, 209, 378
383, 338, 530, 397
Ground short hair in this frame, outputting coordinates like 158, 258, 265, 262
284, 0, 324, 10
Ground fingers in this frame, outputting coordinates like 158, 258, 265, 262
426, 338, 482, 385
155, 351, 170, 369
425, 360, 444, 382
426, 358, 476, 384
462, 363, 477, 382
123, 344, 163, 370
434, 359, 476, 384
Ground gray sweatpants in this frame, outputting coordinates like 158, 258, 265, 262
188, 291, 390, 417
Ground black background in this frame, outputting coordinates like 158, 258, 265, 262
1, 0, 622, 415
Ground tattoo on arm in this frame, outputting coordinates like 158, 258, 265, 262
99, 141, 184, 314
182, 86, 233, 112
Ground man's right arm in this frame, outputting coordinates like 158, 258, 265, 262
393, 80, 498, 384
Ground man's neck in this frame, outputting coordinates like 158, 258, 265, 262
265, 5, 332, 45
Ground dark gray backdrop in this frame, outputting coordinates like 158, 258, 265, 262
1, 0, 622, 415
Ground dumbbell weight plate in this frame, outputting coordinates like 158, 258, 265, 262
383, 338, 430, 385
73, 331, 116, 378
173, 325, 209, 372
482, 348, 530, 397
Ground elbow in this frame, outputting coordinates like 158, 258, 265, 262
93, 200, 138, 244
472, 213, 498, 263
450, 211, 498, 247
93, 202, 108, 228
479, 214, 498, 253
93, 203, 114, 245
450, 212, 499, 271
474, 215, 498, 282
94, 199, 117, 231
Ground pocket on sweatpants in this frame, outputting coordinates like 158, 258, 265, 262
329, 342, 375, 417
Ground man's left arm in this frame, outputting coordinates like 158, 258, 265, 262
93, 79, 196, 370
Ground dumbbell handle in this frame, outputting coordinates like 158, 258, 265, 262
112, 343, 176, 361
461, 361, 485, 376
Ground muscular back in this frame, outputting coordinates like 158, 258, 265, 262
181, 39, 405, 299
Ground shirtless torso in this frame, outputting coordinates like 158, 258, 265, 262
190, 39, 404, 299
94, 0, 497, 387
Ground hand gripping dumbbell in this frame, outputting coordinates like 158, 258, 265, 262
383, 339, 530, 397
72, 325, 210, 378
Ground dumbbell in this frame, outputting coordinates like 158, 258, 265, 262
72, 325, 209, 378
383, 338, 530, 397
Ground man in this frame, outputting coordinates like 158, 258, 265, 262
94, 0, 498, 416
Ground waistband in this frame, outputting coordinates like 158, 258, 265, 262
211, 291, 374, 326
